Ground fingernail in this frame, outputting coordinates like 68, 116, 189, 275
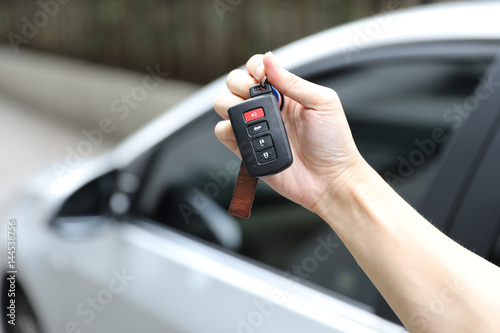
265, 51, 280, 69
265, 51, 277, 61
256, 64, 264, 79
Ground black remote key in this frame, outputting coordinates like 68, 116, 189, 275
228, 82, 293, 178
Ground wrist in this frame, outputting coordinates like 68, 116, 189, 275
313, 156, 380, 227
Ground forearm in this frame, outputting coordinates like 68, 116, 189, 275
316, 162, 500, 332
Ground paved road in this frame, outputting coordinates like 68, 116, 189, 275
0, 93, 113, 210
0, 47, 200, 213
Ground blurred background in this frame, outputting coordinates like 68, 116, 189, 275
1, 0, 448, 84
5, 2, 500, 332
0, 0, 447, 206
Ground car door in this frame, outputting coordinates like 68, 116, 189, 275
105, 114, 403, 332
102, 40, 498, 331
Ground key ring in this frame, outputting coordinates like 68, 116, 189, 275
260, 75, 267, 86
260, 75, 285, 111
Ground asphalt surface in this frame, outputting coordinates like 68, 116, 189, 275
0, 47, 200, 214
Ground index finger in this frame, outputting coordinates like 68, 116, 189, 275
246, 54, 266, 82
213, 93, 244, 119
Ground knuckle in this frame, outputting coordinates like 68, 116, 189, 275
226, 69, 240, 85
287, 73, 301, 89
213, 95, 223, 109
323, 87, 339, 101
246, 54, 264, 68
316, 87, 340, 106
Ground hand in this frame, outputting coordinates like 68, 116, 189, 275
213, 52, 367, 214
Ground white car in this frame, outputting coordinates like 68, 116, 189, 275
3, 2, 500, 332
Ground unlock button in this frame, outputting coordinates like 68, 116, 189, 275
252, 135, 273, 151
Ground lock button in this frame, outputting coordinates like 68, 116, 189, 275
247, 121, 268, 136
256, 147, 277, 164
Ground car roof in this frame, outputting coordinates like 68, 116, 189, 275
277, 1, 500, 69
112, 1, 500, 168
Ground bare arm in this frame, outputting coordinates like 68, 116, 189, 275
213, 52, 500, 332
319, 161, 500, 332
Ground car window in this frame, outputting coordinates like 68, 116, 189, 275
130, 57, 489, 315
315, 60, 489, 205
491, 230, 500, 267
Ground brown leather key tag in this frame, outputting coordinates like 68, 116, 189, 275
229, 161, 258, 218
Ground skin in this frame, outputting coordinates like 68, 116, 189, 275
213, 52, 500, 332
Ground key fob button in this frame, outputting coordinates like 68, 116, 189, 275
243, 108, 265, 122
227, 82, 292, 177
252, 135, 273, 151
256, 147, 277, 164
247, 121, 269, 136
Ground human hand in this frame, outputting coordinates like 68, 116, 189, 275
213, 52, 368, 214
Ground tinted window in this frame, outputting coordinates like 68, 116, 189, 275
57, 171, 116, 217
131, 58, 488, 313
316, 60, 488, 204
491, 231, 500, 267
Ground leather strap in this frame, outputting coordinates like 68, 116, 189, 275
229, 161, 258, 218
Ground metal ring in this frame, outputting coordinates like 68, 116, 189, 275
260, 75, 267, 86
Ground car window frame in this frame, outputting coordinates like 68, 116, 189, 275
296, 40, 500, 233
444, 58, 500, 258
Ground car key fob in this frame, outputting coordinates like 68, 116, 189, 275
228, 82, 293, 178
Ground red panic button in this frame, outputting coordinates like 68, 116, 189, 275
243, 108, 265, 122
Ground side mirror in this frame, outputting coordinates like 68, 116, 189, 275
51, 171, 117, 236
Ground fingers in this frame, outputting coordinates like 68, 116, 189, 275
246, 54, 265, 82
226, 69, 259, 99
214, 120, 240, 158
251, 52, 341, 111
214, 93, 243, 119
214, 65, 260, 119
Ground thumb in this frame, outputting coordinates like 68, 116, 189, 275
263, 52, 341, 111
